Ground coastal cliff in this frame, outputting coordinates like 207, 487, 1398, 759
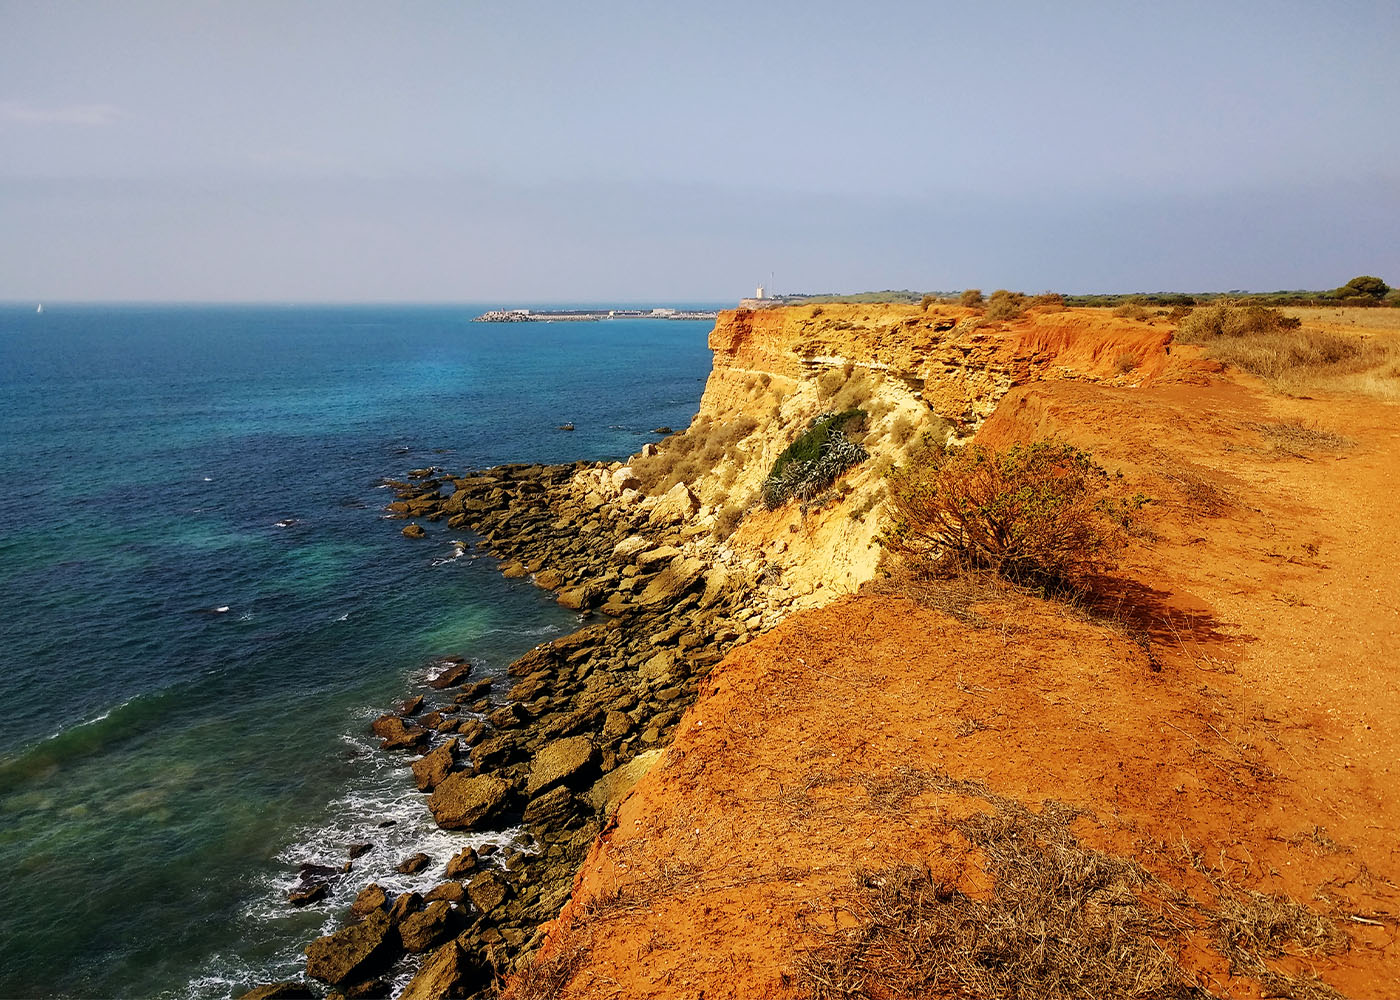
274, 303, 1399, 999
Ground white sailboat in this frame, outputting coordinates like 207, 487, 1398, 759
36, 303, 43, 314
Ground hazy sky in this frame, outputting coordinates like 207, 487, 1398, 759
2, 0, 1397, 301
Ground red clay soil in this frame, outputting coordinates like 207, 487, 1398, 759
506, 352, 1400, 999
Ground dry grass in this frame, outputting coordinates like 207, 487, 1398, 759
498, 926, 591, 1000
795, 799, 1203, 1000
1212, 890, 1348, 997
1175, 303, 1400, 398
632, 414, 761, 494
1250, 420, 1353, 456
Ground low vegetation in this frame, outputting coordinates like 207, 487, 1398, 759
632, 414, 760, 495
763, 410, 869, 510
1173, 302, 1400, 396
883, 441, 1139, 591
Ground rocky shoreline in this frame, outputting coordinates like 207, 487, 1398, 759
245, 459, 780, 1000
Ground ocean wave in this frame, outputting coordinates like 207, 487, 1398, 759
0, 690, 175, 793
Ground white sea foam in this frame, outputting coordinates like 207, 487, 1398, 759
202, 476, 213, 482
333, 612, 350, 622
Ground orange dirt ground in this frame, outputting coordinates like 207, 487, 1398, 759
507, 345, 1399, 999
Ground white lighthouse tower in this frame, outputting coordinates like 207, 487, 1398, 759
755, 284, 766, 300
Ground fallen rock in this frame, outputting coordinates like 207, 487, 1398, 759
444, 848, 478, 879
636, 545, 682, 570
638, 556, 706, 607
427, 661, 474, 689
370, 715, 429, 751
428, 772, 515, 830
500, 559, 528, 578
398, 695, 424, 716
398, 941, 483, 1000
402, 523, 427, 539
526, 735, 598, 796
522, 784, 575, 826
533, 568, 566, 591
398, 899, 455, 953
288, 883, 328, 907
347, 843, 373, 860
349, 884, 388, 920
388, 891, 422, 925
397, 853, 432, 876
556, 583, 602, 610
586, 747, 665, 815
612, 535, 651, 561
304, 909, 396, 987
647, 482, 699, 528
423, 881, 465, 904
466, 871, 509, 917
411, 739, 460, 792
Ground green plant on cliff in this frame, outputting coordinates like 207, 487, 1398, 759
883, 441, 1138, 590
763, 410, 869, 510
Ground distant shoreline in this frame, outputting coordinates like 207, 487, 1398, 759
474, 307, 719, 323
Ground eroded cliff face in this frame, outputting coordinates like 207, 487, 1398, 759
572, 302, 1174, 618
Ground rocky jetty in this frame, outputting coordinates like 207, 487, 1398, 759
258, 460, 783, 1000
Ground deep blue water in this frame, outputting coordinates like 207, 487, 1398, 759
0, 304, 715, 998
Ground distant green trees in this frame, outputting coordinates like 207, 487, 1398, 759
1332, 275, 1390, 301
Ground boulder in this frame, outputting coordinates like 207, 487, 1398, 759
428, 772, 514, 830
349, 883, 388, 920
398, 941, 483, 1000
556, 583, 602, 611
427, 660, 473, 689
522, 785, 576, 826
398, 899, 455, 953
347, 843, 372, 860
586, 748, 665, 815
423, 881, 465, 904
402, 523, 427, 539
288, 883, 328, 907
636, 545, 682, 570
343, 978, 391, 999
388, 891, 422, 925
612, 535, 651, 561
647, 482, 699, 528
304, 909, 396, 986
500, 560, 528, 578
638, 556, 706, 607
640, 442, 658, 457
370, 715, 429, 751
411, 739, 460, 792
237, 984, 315, 1000
466, 871, 509, 917
398, 695, 424, 716
639, 651, 676, 684
397, 853, 431, 876
525, 736, 598, 796
444, 848, 478, 878
533, 568, 566, 591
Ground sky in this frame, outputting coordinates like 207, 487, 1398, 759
1, 0, 1397, 302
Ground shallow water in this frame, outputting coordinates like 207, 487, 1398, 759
0, 303, 714, 998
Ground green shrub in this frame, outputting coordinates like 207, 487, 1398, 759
1174, 303, 1300, 342
883, 441, 1138, 589
984, 289, 1026, 322
763, 410, 869, 509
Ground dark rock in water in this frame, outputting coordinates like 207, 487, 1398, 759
525, 736, 598, 796
532, 568, 566, 592
349, 883, 388, 920
376, 819, 397, 828
396, 852, 431, 876
466, 871, 510, 917
236, 983, 315, 1000
402, 522, 427, 539
407, 468, 438, 479
558, 423, 575, 431
427, 660, 474, 689
288, 882, 328, 907
423, 880, 465, 904
370, 714, 429, 751
411, 738, 459, 792
428, 772, 514, 830
556, 582, 602, 611
388, 891, 423, 925
398, 941, 485, 1000
500, 559, 528, 578
651, 426, 673, 434
398, 899, 455, 953
398, 695, 424, 716
444, 847, 478, 879
304, 909, 396, 986
298, 862, 341, 881
347, 843, 373, 860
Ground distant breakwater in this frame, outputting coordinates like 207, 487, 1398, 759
474, 307, 719, 323
263, 461, 766, 999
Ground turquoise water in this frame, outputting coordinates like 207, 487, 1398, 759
0, 304, 715, 998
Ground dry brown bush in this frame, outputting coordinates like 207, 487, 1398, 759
959, 288, 984, 307
1176, 303, 1400, 396
631, 415, 759, 494
1115, 301, 1152, 321
1114, 350, 1139, 374
883, 441, 1138, 591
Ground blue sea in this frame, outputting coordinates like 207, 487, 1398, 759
0, 304, 716, 999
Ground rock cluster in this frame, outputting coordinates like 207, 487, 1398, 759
254, 460, 789, 1000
